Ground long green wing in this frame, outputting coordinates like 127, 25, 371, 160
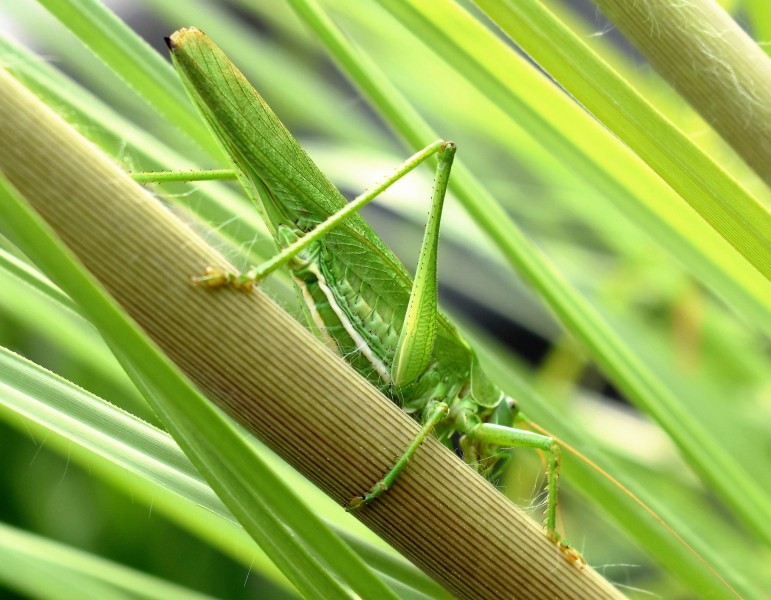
169, 29, 368, 240
167, 27, 473, 377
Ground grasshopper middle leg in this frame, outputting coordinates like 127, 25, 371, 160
347, 402, 449, 510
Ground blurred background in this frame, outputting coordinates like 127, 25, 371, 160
0, 1, 769, 598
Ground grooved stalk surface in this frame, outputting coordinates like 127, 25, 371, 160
0, 67, 623, 600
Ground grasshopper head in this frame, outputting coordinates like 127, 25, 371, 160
469, 352, 518, 413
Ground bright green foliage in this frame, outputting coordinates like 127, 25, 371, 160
0, 1, 769, 599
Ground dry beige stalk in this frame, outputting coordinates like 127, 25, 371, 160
0, 66, 624, 600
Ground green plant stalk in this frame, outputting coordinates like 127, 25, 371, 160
0, 64, 621, 599
367, 0, 770, 336
474, 0, 771, 284
35, 0, 221, 158
0, 522, 217, 600
591, 0, 771, 187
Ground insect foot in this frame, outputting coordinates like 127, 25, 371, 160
560, 543, 586, 570
191, 266, 253, 291
346, 480, 389, 512
547, 530, 586, 570
345, 496, 365, 512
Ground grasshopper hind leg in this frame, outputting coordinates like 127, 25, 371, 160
463, 421, 585, 568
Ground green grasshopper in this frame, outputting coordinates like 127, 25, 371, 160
158, 27, 575, 560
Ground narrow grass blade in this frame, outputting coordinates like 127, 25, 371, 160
474, 0, 771, 281
35, 0, 221, 156
0, 522, 218, 600
0, 344, 450, 600
591, 0, 771, 187
372, 0, 771, 334
0, 246, 76, 313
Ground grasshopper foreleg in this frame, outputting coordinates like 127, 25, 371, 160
192, 140, 451, 289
